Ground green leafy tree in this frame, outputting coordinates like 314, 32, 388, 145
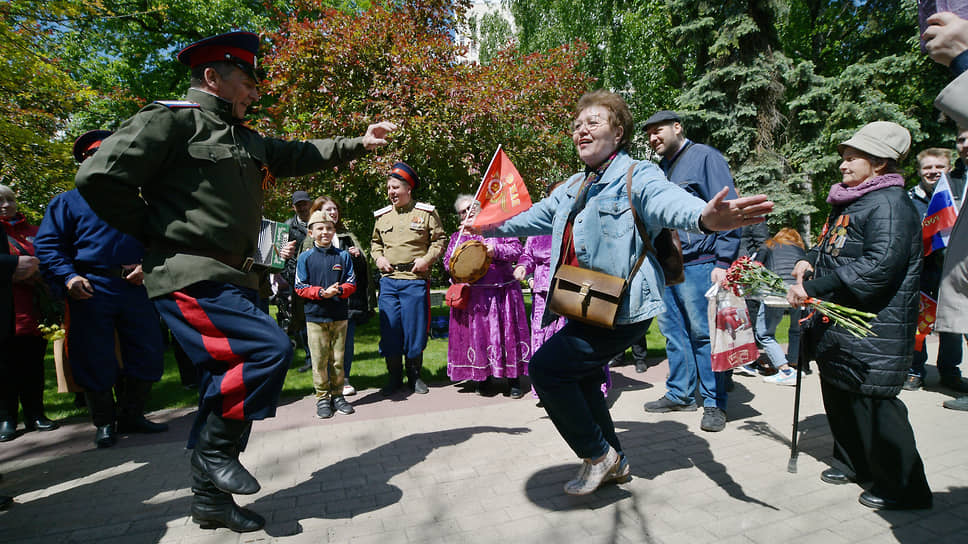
510, 0, 954, 238
260, 0, 593, 237
509, 0, 680, 126
468, 9, 514, 64
0, 1, 96, 220
50, 0, 294, 131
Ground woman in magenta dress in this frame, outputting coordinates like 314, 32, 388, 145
515, 235, 566, 357
514, 182, 611, 398
444, 195, 530, 397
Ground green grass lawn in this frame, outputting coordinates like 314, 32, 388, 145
41, 299, 792, 421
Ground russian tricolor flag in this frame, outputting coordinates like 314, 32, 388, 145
923, 173, 959, 256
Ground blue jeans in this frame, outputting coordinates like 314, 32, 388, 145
657, 261, 727, 409
343, 318, 357, 378
754, 303, 787, 368
910, 332, 966, 379
530, 319, 652, 459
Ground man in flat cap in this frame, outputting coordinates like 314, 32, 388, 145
371, 161, 445, 396
36, 130, 168, 449
74, 31, 397, 533
284, 190, 314, 372
641, 111, 740, 433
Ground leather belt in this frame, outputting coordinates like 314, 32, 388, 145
155, 246, 255, 273
75, 264, 128, 279
391, 262, 414, 272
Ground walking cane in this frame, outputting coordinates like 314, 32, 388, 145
787, 309, 809, 474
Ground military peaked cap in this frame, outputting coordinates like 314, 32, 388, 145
177, 31, 260, 80
72, 130, 113, 163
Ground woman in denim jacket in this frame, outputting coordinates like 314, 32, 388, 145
471, 90, 772, 496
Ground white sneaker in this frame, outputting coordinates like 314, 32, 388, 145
734, 364, 759, 377
563, 446, 620, 495
342, 382, 356, 396
764, 369, 797, 386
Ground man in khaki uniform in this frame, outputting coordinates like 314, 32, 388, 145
371, 162, 445, 395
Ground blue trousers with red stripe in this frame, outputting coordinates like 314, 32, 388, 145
378, 277, 430, 358
154, 281, 292, 439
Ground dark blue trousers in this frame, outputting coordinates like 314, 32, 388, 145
530, 318, 652, 459
154, 281, 292, 434
66, 274, 164, 392
378, 277, 430, 358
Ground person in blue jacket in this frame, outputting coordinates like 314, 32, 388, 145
294, 211, 357, 419
34, 130, 168, 449
642, 111, 741, 433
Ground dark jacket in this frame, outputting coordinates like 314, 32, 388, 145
803, 185, 922, 398
281, 215, 309, 288
1, 213, 41, 335
738, 222, 770, 260
336, 232, 371, 321
295, 230, 371, 322
294, 244, 356, 322
907, 184, 946, 297
0, 225, 15, 343
659, 141, 741, 268
74, 88, 366, 298
761, 242, 806, 285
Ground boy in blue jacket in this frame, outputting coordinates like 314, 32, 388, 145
295, 211, 357, 418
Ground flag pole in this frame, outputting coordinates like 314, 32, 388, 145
457, 145, 503, 245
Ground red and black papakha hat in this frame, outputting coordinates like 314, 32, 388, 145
177, 31, 260, 80
72, 130, 113, 163
389, 162, 419, 191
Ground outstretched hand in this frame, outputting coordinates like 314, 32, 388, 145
924, 12, 968, 66
362, 121, 399, 150
699, 187, 774, 232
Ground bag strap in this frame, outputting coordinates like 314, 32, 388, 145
6, 234, 31, 257
664, 141, 694, 179
625, 163, 652, 283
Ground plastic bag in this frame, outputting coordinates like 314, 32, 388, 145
706, 283, 758, 371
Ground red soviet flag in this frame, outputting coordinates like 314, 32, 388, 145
471, 146, 532, 228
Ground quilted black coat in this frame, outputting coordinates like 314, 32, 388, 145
803, 185, 922, 398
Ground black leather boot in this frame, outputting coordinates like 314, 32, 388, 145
406, 355, 429, 394
0, 421, 16, 442
190, 467, 264, 532
116, 377, 169, 433
380, 356, 404, 396
190, 413, 260, 495
85, 391, 117, 448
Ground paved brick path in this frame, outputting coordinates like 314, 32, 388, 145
1, 339, 967, 543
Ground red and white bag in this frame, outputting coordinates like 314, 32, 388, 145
706, 283, 758, 371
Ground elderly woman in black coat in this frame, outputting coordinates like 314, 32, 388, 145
787, 121, 932, 510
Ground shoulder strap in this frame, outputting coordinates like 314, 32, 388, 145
6, 234, 30, 257
665, 141, 694, 179
625, 163, 653, 283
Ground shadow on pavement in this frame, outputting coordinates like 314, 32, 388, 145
0, 444, 190, 543
524, 419, 776, 514
876, 486, 968, 541
736, 413, 831, 464
255, 425, 530, 537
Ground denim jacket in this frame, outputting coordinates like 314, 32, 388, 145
488, 150, 706, 325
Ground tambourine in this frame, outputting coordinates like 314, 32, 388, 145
448, 240, 491, 284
